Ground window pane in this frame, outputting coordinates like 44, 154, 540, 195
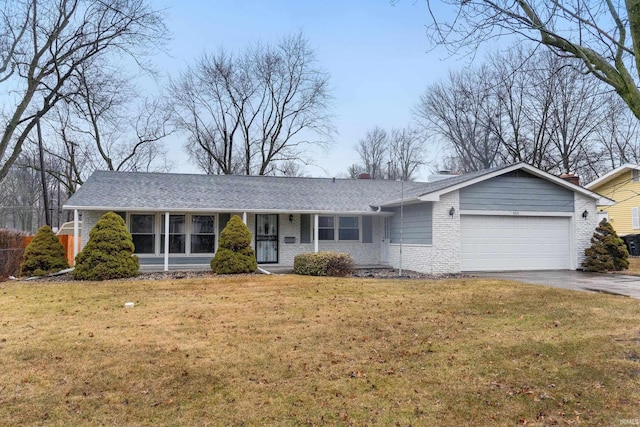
132, 235, 154, 254
319, 229, 334, 241
339, 216, 358, 228
192, 215, 215, 234
191, 234, 215, 253
131, 214, 154, 233
162, 215, 185, 233
318, 216, 334, 227
339, 229, 359, 240
160, 235, 186, 253
300, 214, 311, 243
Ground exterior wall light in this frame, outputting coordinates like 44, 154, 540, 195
582, 210, 588, 219
449, 207, 455, 217
289, 214, 294, 222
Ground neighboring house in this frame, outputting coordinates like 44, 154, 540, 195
63, 162, 611, 273
585, 164, 640, 236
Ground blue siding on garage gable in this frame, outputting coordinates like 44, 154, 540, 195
460, 171, 574, 212
385, 203, 433, 244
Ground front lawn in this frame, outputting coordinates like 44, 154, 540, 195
1, 275, 639, 425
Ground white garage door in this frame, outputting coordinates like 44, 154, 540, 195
460, 215, 571, 271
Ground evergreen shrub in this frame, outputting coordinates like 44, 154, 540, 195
293, 251, 353, 277
20, 226, 69, 277
582, 218, 629, 272
73, 212, 139, 280
211, 215, 257, 274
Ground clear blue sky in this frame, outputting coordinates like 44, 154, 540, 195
155, 0, 471, 179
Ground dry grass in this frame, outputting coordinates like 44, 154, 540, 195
1, 275, 640, 426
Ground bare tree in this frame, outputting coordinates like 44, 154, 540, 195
349, 126, 426, 180
0, 0, 167, 182
354, 127, 389, 179
171, 32, 334, 176
420, 0, 640, 119
415, 67, 502, 172
597, 93, 640, 169
415, 48, 611, 178
388, 127, 426, 181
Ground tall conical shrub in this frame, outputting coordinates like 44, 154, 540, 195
73, 212, 139, 280
20, 225, 69, 277
210, 215, 257, 274
582, 218, 629, 272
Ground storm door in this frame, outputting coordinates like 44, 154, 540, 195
256, 214, 278, 263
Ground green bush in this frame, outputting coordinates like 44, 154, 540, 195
0, 229, 26, 280
20, 225, 69, 277
211, 215, 257, 274
582, 218, 629, 272
293, 251, 353, 277
73, 212, 139, 281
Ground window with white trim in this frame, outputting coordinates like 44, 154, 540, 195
633, 170, 640, 182
130, 214, 155, 254
191, 215, 215, 253
338, 216, 359, 240
318, 216, 334, 240
161, 214, 186, 253
633, 207, 639, 229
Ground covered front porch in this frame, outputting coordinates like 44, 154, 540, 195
73, 209, 390, 272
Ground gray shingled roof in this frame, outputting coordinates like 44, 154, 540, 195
62, 164, 524, 213
63, 171, 429, 213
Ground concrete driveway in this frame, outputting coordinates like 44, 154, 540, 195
472, 270, 640, 299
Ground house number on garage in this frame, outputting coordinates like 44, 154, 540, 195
512, 211, 520, 216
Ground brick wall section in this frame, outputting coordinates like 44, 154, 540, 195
278, 214, 383, 266
432, 191, 461, 274
387, 244, 434, 274
81, 210, 106, 249
386, 190, 461, 274
574, 192, 598, 269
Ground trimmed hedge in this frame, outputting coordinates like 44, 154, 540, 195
211, 215, 257, 274
73, 212, 139, 281
20, 225, 69, 277
293, 251, 353, 277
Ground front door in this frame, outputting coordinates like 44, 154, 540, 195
256, 214, 278, 263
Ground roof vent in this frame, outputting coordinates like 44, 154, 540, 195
559, 173, 580, 186
357, 173, 371, 180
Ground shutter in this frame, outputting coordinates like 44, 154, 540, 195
218, 213, 231, 234
362, 216, 373, 243
300, 214, 311, 243
633, 208, 639, 229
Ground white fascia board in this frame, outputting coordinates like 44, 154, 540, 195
460, 209, 573, 217
417, 162, 606, 203
585, 163, 640, 189
597, 196, 616, 206
62, 205, 391, 216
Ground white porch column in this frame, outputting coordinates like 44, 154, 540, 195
242, 212, 247, 224
314, 214, 319, 253
73, 209, 79, 264
164, 212, 170, 272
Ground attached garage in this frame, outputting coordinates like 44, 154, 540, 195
460, 215, 571, 271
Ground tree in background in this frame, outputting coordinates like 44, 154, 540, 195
0, 0, 168, 182
170, 32, 334, 176
421, 0, 640, 121
73, 212, 139, 281
350, 126, 425, 180
20, 225, 68, 277
414, 48, 616, 181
